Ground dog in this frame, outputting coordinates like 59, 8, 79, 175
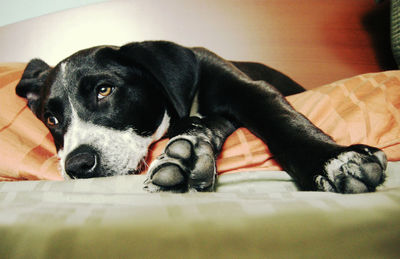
15, 40, 387, 193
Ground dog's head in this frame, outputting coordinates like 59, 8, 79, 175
16, 41, 198, 179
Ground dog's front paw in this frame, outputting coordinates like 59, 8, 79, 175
144, 136, 216, 193
315, 145, 387, 193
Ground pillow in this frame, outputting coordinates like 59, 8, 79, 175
0, 63, 399, 181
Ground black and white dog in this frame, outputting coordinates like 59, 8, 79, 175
16, 41, 387, 193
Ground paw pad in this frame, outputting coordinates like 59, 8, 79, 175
144, 136, 216, 192
316, 145, 387, 193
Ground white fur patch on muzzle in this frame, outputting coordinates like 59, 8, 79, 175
58, 109, 170, 179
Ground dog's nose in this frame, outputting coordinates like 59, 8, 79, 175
65, 145, 99, 179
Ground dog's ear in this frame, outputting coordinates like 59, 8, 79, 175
16, 59, 51, 114
119, 41, 199, 118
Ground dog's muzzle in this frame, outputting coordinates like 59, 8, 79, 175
65, 145, 99, 179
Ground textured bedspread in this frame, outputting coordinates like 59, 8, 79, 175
0, 163, 399, 258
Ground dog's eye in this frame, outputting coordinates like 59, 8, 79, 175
97, 85, 114, 100
46, 115, 59, 127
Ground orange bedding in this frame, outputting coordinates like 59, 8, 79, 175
1, 63, 399, 181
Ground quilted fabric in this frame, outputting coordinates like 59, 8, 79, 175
0, 163, 399, 258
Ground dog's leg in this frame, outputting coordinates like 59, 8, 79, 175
144, 116, 236, 192
235, 83, 387, 193
191, 48, 387, 193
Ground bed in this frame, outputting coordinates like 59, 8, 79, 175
0, 1, 399, 258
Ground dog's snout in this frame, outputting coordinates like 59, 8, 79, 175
65, 145, 99, 178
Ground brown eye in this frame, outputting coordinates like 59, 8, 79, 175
97, 85, 114, 100
46, 116, 59, 127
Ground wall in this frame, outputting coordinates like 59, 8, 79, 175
0, 0, 391, 88
0, 0, 107, 26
